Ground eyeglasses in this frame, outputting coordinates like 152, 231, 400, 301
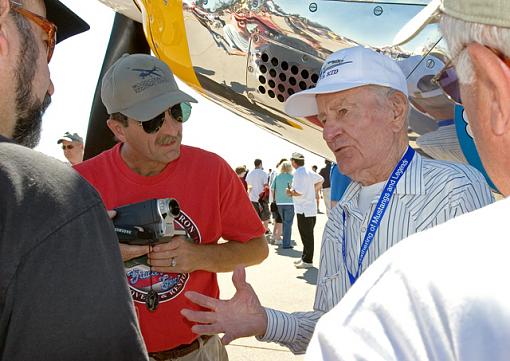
10, 1, 57, 63
138, 103, 192, 134
62, 145, 74, 150
432, 46, 510, 105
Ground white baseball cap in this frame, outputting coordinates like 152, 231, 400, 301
398, 54, 445, 98
284, 46, 408, 117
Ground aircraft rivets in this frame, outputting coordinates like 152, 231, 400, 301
426, 59, 435, 69
248, 66, 254, 73
374, 6, 383, 16
248, 93, 255, 100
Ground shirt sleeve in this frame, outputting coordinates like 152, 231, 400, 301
258, 308, 325, 354
433, 164, 494, 224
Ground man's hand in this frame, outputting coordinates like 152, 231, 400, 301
119, 244, 150, 262
107, 209, 150, 261
181, 266, 268, 345
148, 236, 203, 273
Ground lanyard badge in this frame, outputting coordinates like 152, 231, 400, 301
342, 146, 415, 285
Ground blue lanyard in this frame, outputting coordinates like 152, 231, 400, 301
437, 119, 454, 127
342, 146, 415, 285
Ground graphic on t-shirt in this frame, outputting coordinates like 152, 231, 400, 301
125, 210, 200, 304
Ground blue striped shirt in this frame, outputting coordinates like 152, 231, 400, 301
259, 152, 494, 354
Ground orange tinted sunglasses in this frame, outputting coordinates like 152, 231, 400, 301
10, 1, 57, 63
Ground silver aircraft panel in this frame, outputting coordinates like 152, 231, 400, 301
181, 0, 451, 159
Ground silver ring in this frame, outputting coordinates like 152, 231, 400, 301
170, 257, 176, 267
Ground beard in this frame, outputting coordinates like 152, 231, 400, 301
12, 93, 51, 148
11, 16, 51, 149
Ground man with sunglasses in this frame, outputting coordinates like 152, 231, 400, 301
0, 0, 148, 360
305, 1, 510, 359
75, 53, 268, 360
57, 131, 84, 165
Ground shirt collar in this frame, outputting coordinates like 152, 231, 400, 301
340, 150, 425, 211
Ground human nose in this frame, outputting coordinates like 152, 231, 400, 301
47, 79, 54, 96
322, 116, 341, 143
160, 112, 182, 135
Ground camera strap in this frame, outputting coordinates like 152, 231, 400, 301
145, 242, 160, 312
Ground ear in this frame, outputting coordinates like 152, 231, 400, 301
467, 43, 510, 136
0, 0, 10, 22
0, 0, 11, 58
106, 118, 128, 143
388, 91, 408, 132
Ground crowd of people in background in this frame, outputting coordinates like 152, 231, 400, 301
237, 154, 352, 269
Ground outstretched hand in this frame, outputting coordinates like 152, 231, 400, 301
181, 265, 267, 345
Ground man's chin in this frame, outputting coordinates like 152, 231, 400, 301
12, 94, 51, 148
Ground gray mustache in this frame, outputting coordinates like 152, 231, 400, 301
157, 134, 181, 146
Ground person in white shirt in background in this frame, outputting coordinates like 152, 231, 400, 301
287, 152, 323, 268
246, 158, 270, 233
307, 1, 510, 359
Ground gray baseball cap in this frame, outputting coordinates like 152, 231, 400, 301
57, 131, 83, 144
101, 54, 197, 122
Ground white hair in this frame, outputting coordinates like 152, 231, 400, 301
440, 14, 510, 85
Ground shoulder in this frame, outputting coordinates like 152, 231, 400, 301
74, 146, 115, 174
180, 145, 223, 162
421, 157, 488, 187
180, 145, 234, 176
0, 142, 104, 236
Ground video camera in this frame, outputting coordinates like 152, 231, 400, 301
113, 198, 186, 245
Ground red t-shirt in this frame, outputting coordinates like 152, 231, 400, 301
75, 144, 264, 352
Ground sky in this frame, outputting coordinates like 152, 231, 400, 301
35, 0, 327, 172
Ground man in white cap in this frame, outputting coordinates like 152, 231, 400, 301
74, 53, 268, 360
398, 54, 467, 163
287, 152, 323, 268
57, 131, 84, 165
180, 46, 492, 354
306, 1, 510, 359
0, 0, 147, 359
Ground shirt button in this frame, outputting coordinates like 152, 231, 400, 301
361, 227, 366, 232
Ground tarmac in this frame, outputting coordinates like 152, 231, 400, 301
218, 210, 330, 360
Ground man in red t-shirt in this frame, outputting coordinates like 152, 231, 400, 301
75, 54, 268, 360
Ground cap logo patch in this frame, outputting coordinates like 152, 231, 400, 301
319, 58, 353, 80
130, 66, 169, 93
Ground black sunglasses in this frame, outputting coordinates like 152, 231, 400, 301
432, 46, 510, 105
138, 103, 192, 134
62, 144, 74, 150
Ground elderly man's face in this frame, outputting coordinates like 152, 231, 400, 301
318, 86, 399, 182
9, 0, 54, 148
